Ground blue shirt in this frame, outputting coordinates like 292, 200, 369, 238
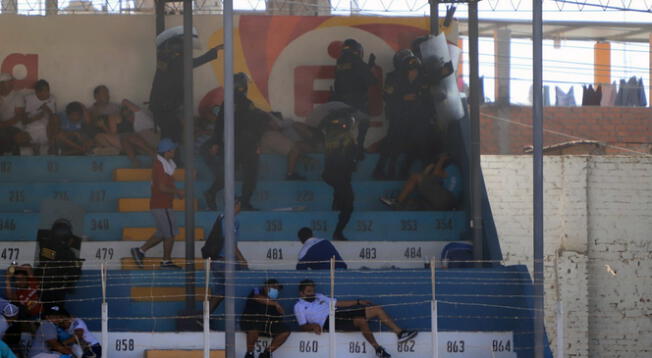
442, 164, 462, 200
57, 112, 83, 132
0, 341, 16, 358
297, 238, 347, 270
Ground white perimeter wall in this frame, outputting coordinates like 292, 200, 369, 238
0, 14, 222, 109
483, 155, 652, 358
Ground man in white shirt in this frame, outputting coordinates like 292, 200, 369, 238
60, 314, 102, 358
293, 279, 418, 358
24, 80, 56, 154
120, 98, 159, 148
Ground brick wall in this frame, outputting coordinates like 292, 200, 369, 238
482, 155, 652, 358
480, 106, 652, 155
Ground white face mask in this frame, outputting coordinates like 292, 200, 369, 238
268, 288, 279, 299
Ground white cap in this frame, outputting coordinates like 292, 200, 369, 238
0, 73, 13, 82
2, 304, 18, 318
155, 26, 201, 50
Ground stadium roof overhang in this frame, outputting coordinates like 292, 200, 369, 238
457, 19, 652, 43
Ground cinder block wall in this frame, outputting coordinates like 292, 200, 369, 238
482, 155, 652, 358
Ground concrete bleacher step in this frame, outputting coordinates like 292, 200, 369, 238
114, 168, 189, 182
0, 211, 465, 241
118, 198, 197, 212
0, 181, 403, 213
145, 350, 224, 358
131, 286, 208, 302
0, 154, 383, 183
121, 257, 205, 270
123, 227, 205, 241
0, 240, 466, 270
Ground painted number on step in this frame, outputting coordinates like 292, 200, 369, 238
265, 220, 283, 232
296, 190, 314, 202
299, 340, 319, 353
0, 161, 11, 174
266, 248, 284, 260
404, 247, 422, 259
0, 219, 16, 231
90, 218, 110, 231
0, 248, 19, 261
492, 339, 512, 352
53, 191, 69, 201
95, 248, 114, 260
311, 220, 327, 232
359, 248, 377, 260
400, 219, 417, 231
436, 218, 453, 231
91, 161, 104, 172
254, 340, 269, 353
90, 190, 106, 202
446, 340, 465, 353
115, 339, 134, 351
356, 220, 373, 232
397, 340, 416, 352
9, 190, 24, 203
349, 341, 367, 354
47, 161, 59, 173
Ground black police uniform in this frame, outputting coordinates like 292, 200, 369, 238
148, 38, 217, 142
319, 105, 369, 241
202, 92, 268, 210
331, 41, 376, 113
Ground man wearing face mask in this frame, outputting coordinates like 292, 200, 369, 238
240, 279, 290, 358
294, 280, 417, 358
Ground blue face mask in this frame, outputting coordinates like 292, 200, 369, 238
268, 288, 279, 300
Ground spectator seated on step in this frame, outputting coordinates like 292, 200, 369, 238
296, 228, 347, 270
28, 306, 74, 358
23, 79, 57, 155
240, 279, 290, 358
294, 279, 417, 358
0, 300, 19, 340
380, 153, 462, 211
120, 99, 160, 149
88, 85, 120, 120
58, 311, 102, 358
0, 73, 31, 155
53, 102, 94, 155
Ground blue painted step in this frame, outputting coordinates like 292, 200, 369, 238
0, 211, 465, 241
0, 154, 389, 182
65, 265, 551, 357
0, 181, 405, 212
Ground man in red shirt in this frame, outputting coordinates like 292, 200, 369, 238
4, 264, 41, 318
131, 138, 185, 269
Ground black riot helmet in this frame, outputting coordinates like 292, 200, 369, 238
393, 49, 420, 71
410, 35, 430, 60
51, 219, 73, 242
342, 39, 363, 58
234, 72, 249, 95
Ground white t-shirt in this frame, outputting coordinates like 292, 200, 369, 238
68, 318, 99, 346
0, 90, 25, 126
294, 293, 335, 328
133, 109, 155, 133
24, 93, 56, 144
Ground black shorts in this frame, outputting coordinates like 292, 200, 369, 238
323, 305, 367, 332
240, 314, 290, 337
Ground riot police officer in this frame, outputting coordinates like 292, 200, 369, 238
149, 27, 223, 143
312, 102, 369, 241
202, 73, 269, 211
331, 39, 377, 112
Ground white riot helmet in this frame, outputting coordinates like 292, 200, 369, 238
155, 26, 201, 50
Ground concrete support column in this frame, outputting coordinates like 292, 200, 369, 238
593, 41, 611, 85
493, 27, 511, 105
45, 0, 58, 15
1, 0, 17, 14
649, 34, 651, 107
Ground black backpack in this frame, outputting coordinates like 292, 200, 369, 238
201, 214, 225, 259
